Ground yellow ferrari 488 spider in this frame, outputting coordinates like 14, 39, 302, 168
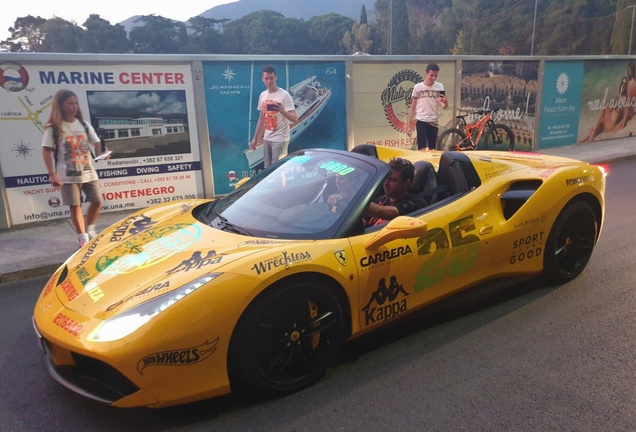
33, 145, 605, 407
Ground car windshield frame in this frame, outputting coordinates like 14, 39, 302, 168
199, 149, 387, 240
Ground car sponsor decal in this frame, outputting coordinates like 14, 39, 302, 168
106, 281, 170, 312
481, 163, 513, 179
166, 250, 222, 274
360, 245, 412, 268
414, 215, 480, 292
85, 283, 105, 303
78, 234, 104, 266
250, 251, 311, 275
52, 312, 84, 336
514, 213, 546, 229
59, 279, 80, 301
334, 250, 348, 267
566, 175, 593, 186
42, 277, 55, 298
510, 231, 544, 264
136, 338, 219, 375
237, 239, 288, 247
362, 276, 409, 326
75, 224, 202, 286
109, 214, 157, 243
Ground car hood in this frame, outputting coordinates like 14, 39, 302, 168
54, 201, 297, 319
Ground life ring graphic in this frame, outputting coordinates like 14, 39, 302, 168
0, 62, 29, 92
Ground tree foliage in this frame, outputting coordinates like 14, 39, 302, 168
2, 1, 635, 55
3, 15, 46, 52
83, 15, 131, 53
307, 14, 354, 54
129, 15, 181, 54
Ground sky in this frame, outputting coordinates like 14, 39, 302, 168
1, 0, 237, 42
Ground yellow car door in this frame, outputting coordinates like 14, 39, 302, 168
350, 191, 503, 333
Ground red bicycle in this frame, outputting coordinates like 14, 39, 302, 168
437, 109, 515, 151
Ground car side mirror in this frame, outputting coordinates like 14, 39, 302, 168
364, 216, 427, 250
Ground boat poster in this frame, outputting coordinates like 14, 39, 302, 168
203, 61, 347, 195
0, 61, 203, 225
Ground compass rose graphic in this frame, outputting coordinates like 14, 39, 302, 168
222, 67, 236, 82
12, 140, 33, 159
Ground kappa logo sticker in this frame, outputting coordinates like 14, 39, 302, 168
362, 276, 409, 326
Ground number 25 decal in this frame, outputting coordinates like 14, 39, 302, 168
413, 215, 480, 292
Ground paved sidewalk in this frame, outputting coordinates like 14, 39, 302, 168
1, 137, 635, 284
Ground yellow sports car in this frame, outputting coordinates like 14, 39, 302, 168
33, 145, 606, 408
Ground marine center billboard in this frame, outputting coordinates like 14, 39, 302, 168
0, 61, 203, 225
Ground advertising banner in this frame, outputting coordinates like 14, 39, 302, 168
0, 61, 203, 225
577, 59, 636, 143
459, 60, 539, 151
351, 62, 455, 149
203, 61, 346, 195
539, 61, 584, 148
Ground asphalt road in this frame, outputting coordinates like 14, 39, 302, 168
1, 158, 635, 432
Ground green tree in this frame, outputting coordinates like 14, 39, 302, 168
187, 16, 227, 53
1, 15, 46, 52
391, 0, 410, 54
83, 14, 131, 53
374, 0, 391, 54
39, 17, 85, 53
343, 22, 374, 54
307, 14, 354, 54
220, 10, 310, 54
611, 1, 636, 54
360, 5, 368, 25
129, 15, 181, 53
450, 29, 465, 55
538, 0, 614, 55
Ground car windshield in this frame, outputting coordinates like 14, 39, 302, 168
200, 150, 378, 239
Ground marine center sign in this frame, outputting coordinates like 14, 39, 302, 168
0, 62, 203, 225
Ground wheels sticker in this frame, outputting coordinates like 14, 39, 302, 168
137, 338, 219, 375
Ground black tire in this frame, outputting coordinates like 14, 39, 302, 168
437, 128, 468, 151
484, 124, 515, 151
229, 279, 344, 395
543, 201, 598, 283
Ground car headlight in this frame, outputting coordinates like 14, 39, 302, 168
88, 273, 221, 342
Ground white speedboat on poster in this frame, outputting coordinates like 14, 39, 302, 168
243, 76, 332, 169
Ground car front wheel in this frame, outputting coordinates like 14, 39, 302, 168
229, 279, 344, 395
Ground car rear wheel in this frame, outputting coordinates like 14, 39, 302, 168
229, 279, 344, 395
543, 201, 598, 283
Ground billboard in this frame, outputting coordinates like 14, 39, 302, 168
350, 61, 455, 149
539, 61, 584, 148
577, 59, 636, 143
459, 60, 539, 152
203, 61, 347, 195
0, 61, 203, 225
